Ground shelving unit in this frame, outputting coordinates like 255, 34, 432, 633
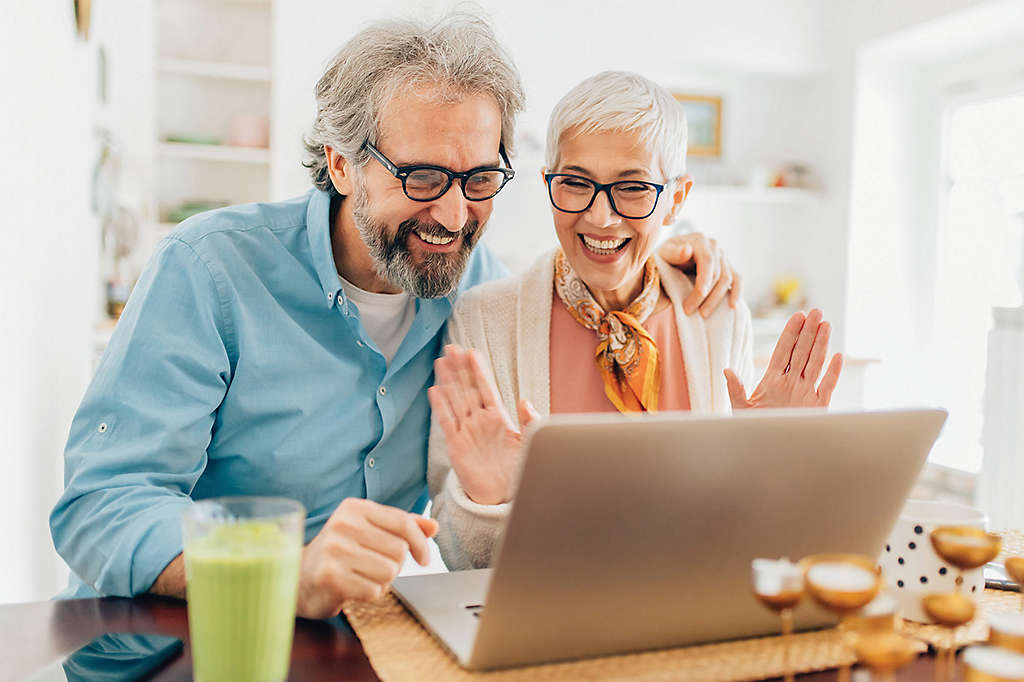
151, 0, 273, 227
690, 184, 823, 205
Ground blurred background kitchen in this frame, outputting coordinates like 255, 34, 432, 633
2, 0, 1023, 604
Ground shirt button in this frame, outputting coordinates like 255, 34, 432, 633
327, 292, 334, 301
378, 386, 387, 396
356, 340, 364, 348
97, 423, 108, 433
367, 457, 376, 469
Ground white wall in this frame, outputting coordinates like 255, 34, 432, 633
1, 3, 98, 603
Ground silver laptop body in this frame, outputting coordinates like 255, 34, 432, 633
393, 408, 947, 670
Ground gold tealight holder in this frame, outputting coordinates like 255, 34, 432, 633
752, 558, 804, 682
1004, 558, 1024, 612
855, 631, 919, 682
926, 527, 1002, 682
802, 553, 883, 682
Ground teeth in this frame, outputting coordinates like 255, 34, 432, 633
581, 235, 628, 252
416, 230, 456, 245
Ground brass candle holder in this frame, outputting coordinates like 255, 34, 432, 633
988, 613, 1024, 656
802, 553, 883, 682
926, 526, 1002, 682
1003, 557, 1024, 612
855, 631, 918, 682
752, 558, 804, 682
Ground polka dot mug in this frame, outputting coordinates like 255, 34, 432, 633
878, 500, 987, 623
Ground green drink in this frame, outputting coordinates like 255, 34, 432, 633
183, 497, 304, 682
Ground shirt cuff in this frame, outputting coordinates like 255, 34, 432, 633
106, 499, 192, 597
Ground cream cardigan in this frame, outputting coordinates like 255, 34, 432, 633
428, 249, 754, 570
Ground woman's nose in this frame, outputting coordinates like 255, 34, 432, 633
584, 189, 621, 229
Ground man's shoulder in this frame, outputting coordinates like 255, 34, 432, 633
170, 193, 313, 251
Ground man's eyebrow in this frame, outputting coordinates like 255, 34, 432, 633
394, 157, 502, 171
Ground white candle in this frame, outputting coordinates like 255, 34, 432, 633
807, 562, 876, 592
962, 645, 1024, 678
752, 558, 803, 596
933, 531, 992, 547
859, 592, 898, 617
990, 612, 1024, 637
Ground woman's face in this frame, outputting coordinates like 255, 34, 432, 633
547, 127, 690, 309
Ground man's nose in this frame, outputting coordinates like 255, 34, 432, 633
584, 189, 621, 229
429, 183, 470, 233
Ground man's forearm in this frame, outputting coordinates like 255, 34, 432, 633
150, 554, 186, 599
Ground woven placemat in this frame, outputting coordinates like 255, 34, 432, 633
343, 531, 1024, 681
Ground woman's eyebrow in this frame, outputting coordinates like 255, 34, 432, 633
562, 165, 652, 179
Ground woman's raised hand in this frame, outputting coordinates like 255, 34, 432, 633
724, 309, 843, 410
428, 344, 539, 506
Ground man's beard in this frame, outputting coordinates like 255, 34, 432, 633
350, 187, 483, 299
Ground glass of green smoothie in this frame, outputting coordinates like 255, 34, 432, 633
182, 497, 305, 682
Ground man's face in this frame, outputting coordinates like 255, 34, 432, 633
351, 86, 504, 298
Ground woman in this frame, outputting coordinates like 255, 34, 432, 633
427, 71, 843, 570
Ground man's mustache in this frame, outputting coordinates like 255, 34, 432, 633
397, 219, 480, 242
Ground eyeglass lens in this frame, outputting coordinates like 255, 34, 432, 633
548, 175, 659, 218
405, 168, 508, 201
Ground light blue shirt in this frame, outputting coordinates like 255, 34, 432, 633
50, 189, 508, 598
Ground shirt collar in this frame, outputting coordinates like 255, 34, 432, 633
306, 189, 345, 309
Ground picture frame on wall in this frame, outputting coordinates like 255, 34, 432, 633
672, 93, 722, 158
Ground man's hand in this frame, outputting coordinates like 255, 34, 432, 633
296, 498, 438, 619
725, 309, 843, 409
428, 344, 539, 506
657, 233, 741, 317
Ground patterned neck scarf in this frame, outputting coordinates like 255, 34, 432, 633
553, 250, 662, 413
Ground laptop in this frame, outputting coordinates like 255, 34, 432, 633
393, 408, 947, 670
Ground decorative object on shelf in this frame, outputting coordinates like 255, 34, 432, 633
801, 553, 883, 682
962, 645, 1024, 681
226, 113, 270, 148
754, 275, 807, 319
855, 630, 918, 681
771, 161, 821, 190
164, 133, 222, 146
166, 201, 228, 225
73, 0, 91, 39
925, 526, 1002, 682
752, 557, 804, 682
672, 93, 721, 157
988, 613, 1024, 654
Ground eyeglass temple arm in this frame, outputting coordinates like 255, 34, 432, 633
361, 141, 399, 176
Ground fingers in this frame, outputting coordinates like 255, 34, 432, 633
435, 348, 472, 418
428, 386, 460, 438
724, 369, 750, 410
802, 320, 831, 384
767, 312, 806, 375
698, 263, 734, 319
656, 236, 694, 268
361, 501, 432, 567
414, 516, 439, 539
790, 309, 824, 378
517, 399, 540, 429
816, 353, 844, 406
679, 235, 715, 315
465, 348, 502, 412
728, 271, 742, 309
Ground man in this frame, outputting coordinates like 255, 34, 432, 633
50, 13, 738, 619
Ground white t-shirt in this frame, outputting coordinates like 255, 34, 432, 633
338, 276, 417, 365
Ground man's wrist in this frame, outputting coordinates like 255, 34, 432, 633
149, 553, 186, 599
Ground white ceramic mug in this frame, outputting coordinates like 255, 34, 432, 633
878, 499, 988, 623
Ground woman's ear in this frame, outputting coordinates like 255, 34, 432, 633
664, 175, 694, 226
325, 145, 357, 196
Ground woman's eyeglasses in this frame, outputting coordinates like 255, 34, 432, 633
544, 173, 666, 220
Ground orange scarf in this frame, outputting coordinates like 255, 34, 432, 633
553, 250, 661, 413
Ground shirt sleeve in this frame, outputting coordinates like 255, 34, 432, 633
50, 236, 234, 597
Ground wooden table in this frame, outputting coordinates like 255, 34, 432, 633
2, 596, 952, 681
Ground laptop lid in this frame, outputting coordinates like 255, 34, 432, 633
464, 408, 946, 669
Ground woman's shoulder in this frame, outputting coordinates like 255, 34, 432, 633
654, 254, 751, 331
452, 250, 556, 318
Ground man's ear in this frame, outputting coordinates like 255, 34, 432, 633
664, 174, 694, 226
324, 145, 357, 196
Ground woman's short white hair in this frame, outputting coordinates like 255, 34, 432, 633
545, 71, 688, 181
303, 12, 524, 197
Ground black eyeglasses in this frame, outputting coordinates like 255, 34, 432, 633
544, 173, 667, 220
362, 140, 515, 202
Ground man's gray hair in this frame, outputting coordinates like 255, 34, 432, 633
545, 71, 688, 181
303, 12, 525, 196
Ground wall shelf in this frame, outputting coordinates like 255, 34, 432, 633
691, 185, 823, 205
158, 58, 271, 83
158, 142, 270, 164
